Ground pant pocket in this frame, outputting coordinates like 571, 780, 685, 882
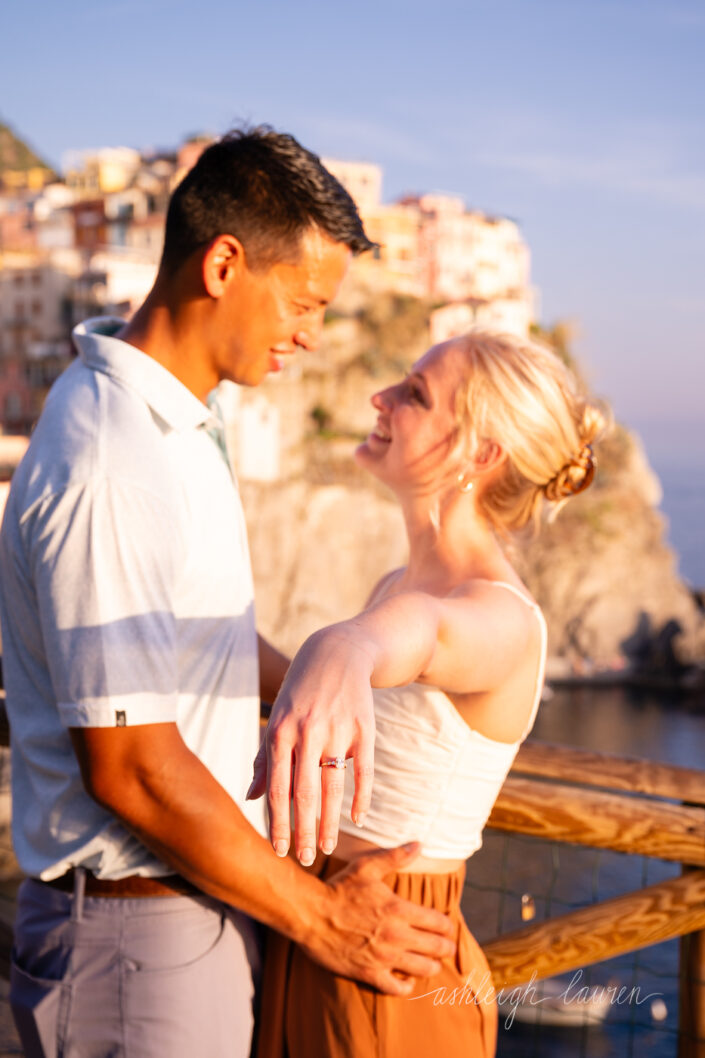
122, 912, 255, 1058
10, 950, 71, 1058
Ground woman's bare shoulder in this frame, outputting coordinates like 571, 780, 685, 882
451, 574, 538, 611
441, 575, 541, 672
364, 567, 406, 607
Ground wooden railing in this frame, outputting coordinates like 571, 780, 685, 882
486, 741, 705, 1057
0, 699, 703, 1053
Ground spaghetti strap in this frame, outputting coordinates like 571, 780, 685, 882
485, 579, 541, 612
484, 581, 547, 739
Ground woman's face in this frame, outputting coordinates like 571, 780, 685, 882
355, 339, 469, 494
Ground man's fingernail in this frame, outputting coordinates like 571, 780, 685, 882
354, 813, 366, 828
299, 848, 315, 867
274, 841, 288, 857
321, 840, 334, 855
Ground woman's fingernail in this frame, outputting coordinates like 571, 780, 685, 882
354, 813, 366, 828
299, 848, 315, 867
274, 840, 288, 857
321, 840, 334, 855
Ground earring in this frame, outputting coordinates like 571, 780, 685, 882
457, 473, 474, 493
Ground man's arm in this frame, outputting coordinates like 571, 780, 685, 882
30, 475, 455, 990
70, 722, 455, 995
257, 633, 290, 706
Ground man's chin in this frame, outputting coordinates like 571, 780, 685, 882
220, 363, 268, 388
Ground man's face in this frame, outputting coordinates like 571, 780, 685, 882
214, 227, 351, 387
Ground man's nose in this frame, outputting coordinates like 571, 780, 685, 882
294, 311, 326, 351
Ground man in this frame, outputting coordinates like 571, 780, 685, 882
0, 128, 454, 1058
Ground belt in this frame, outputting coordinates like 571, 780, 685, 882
38, 869, 200, 898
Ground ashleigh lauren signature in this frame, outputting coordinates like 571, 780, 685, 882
409, 969, 664, 1030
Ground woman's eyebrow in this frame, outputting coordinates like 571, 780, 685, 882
409, 371, 431, 397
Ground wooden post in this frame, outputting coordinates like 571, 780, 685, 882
679, 924, 705, 1058
0, 920, 11, 980
0, 695, 8, 749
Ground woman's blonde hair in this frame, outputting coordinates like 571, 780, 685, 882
453, 330, 609, 533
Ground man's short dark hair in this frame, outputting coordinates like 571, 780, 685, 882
161, 126, 375, 274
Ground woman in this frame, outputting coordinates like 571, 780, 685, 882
256, 330, 606, 1058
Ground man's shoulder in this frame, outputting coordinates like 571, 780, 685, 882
44, 352, 165, 440
15, 360, 181, 514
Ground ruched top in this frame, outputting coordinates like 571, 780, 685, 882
338, 582, 546, 860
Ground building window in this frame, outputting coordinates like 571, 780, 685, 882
5, 392, 23, 422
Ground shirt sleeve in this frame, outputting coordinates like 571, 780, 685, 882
28, 477, 185, 728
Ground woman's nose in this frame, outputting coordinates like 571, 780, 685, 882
371, 387, 392, 411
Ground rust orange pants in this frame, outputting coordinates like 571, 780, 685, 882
256, 857, 497, 1058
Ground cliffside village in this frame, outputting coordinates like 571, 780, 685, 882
0, 123, 537, 485
2, 124, 703, 685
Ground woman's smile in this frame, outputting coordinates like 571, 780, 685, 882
369, 421, 392, 444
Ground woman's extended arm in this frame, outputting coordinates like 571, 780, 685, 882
249, 582, 532, 864
338, 582, 531, 692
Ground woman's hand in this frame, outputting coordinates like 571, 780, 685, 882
248, 626, 377, 865
247, 582, 533, 861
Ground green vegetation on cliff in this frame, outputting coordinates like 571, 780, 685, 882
250, 300, 704, 673
0, 120, 55, 184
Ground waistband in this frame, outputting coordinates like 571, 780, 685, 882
36, 869, 200, 899
321, 854, 466, 914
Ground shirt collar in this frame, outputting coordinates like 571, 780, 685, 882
72, 317, 213, 432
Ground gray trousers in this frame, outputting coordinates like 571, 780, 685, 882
10, 874, 262, 1058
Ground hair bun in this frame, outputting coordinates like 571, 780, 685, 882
544, 444, 596, 501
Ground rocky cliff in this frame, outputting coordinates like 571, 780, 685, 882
238, 303, 705, 678
512, 426, 705, 675
241, 438, 704, 677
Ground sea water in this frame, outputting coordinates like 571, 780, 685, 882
653, 461, 705, 591
635, 421, 705, 591
463, 685, 705, 1058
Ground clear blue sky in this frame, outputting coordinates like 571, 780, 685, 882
3, 0, 704, 462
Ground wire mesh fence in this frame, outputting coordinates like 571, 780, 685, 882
462, 828, 690, 1057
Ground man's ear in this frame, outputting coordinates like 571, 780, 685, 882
201, 235, 246, 298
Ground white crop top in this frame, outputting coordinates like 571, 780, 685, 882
338, 582, 547, 860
